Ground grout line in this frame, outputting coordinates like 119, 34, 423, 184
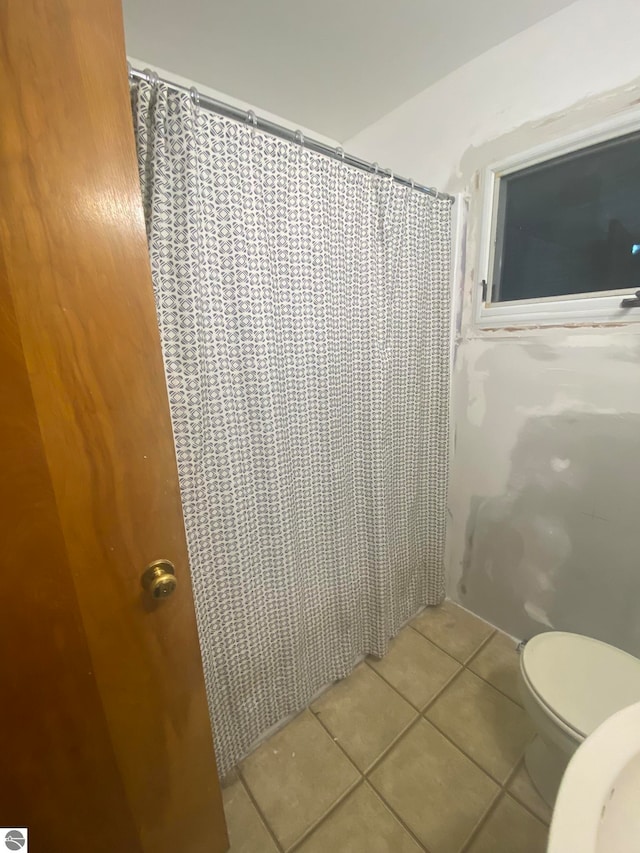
287, 773, 436, 853
363, 654, 463, 716
421, 712, 508, 786
358, 713, 500, 853
370, 621, 512, 721
306, 672, 443, 852
275, 707, 372, 849
462, 628, 497, 665
504, 757, 552, 826
327, 712, 433, 852
502, 755, 524, 790
420, 664, 464, 710
420, 666, 466, 715
286, 776, 363, 852
362, 657, 424, 713
464, 665, 525, 709
250, 656, 455, 852
236, 767, 286, 853
407, 620, 526, 710
421, 696, 528, 790
421, 667, 529, 788
501, 791, 549, 829
308, 706, 366, 778
311, 693, 421, 780
354, 704, 537, 853
406, 620, 496, 668
289, 708, 378, 847
458, 788, 504, 853
401, 624, 465, 665
443, 599, 503, 636
364, 780, 433, 853
231, 612, 543, 852
406, 621, 451, 649
462, 633, 527, 709
418, 675, 549, 843
365, 627, 533, 786
363, 715, 423, 779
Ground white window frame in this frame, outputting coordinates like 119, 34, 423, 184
475, 109, 640, 329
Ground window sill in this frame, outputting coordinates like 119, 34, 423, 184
475, 293, 640, 330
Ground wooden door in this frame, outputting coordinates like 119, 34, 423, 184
0, 1, 229, 851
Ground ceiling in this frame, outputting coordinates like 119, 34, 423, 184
123, 0, 577, 142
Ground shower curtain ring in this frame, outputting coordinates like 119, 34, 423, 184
431, 187, 440, 199
410, 178, 415, 191
144, 68, 159, 87
295, 130, 305, 147
246, 110, 257, 128
335, 146, 345, 162
372, 162, 379, 176
189, 86, 200, 107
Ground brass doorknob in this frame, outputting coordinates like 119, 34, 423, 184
142, 559, 177, 599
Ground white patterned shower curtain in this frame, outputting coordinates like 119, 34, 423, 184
131, 79, 451, 776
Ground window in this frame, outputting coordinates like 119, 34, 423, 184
476, 117, 640, 327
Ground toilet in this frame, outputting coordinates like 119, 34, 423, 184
519, 631, 640, 806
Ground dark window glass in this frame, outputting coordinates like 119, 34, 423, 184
492, 132, 640, 302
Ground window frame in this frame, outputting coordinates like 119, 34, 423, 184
475, 110, 640, 329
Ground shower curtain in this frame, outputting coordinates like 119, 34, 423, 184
131, 79, 451, 776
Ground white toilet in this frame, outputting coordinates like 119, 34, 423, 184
519, 631, 640, 806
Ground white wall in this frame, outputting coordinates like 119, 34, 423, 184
345, 0, 640, 194
347, 0, 640, 654
127, 56, 340, 148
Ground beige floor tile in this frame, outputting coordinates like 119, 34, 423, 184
222, 777, 278, 853
507, 762, 553, 824
369, 718, 498, 853
295, 782, 422, 853
368, 626, 461, 709
426, 670, 534, 783
241, 710, 359, 850
311, 663, 416, 771
468, 630, 523, 705
466, 794, 548, 853
411, 600, 493, 662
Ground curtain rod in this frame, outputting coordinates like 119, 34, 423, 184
129, 66, 455, 205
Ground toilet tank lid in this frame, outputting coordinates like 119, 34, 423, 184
521, 632, 640, 737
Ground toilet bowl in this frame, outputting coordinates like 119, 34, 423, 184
519, 632, 640, 807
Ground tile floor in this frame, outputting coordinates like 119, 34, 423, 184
223, 601, 551, 852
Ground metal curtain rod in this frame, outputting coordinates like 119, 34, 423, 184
129, 66, 455, 204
